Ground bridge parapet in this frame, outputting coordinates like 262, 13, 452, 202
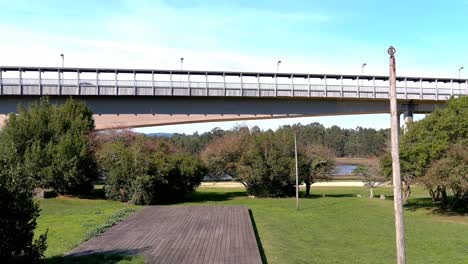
0, 66, 466, 101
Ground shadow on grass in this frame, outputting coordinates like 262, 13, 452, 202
405, 197, 467, 216
301, 193, 356, 198
44, 249, 144, 264
76, 188, 106, 200
249, 209, 268, 264
155, 190, 247, 205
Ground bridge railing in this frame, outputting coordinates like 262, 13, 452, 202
1, 78, 466, 100
1, 67, 467, 101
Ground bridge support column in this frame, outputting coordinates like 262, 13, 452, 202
403, 110, 413, 133
402, 103, 415, 133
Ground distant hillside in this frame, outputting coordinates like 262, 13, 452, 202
146, 132, 174, 138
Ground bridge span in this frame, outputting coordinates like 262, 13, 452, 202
0, 66, 466, 129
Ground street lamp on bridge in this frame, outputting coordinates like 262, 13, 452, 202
60, 54, 64, 68
180, 57, 184, 71
459, 66, 464, 89
361, 63, 367, 87
276, 60, 282, 73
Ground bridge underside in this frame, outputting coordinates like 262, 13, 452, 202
0, 96, 443, 129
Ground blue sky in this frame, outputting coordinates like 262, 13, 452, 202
0, 0, 466, 134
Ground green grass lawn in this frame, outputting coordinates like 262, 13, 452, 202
180, 186, 468, 264
37, 186, 467, 264
36, 197, 143, 263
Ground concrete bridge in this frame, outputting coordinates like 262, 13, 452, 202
0, 66, 466, 129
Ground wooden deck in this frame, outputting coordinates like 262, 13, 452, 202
66, 206, 263, 264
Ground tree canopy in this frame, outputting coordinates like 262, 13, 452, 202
382, 96, 467, 210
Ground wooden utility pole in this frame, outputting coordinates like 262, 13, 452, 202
294, 131, 299, 210
388, 46, 406, 264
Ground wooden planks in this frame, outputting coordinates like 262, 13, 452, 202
66, 206, 263, 264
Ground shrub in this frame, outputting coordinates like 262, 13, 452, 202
96, 133, 205, 204
0, 165, 48, 263
0, 97, 97, 195
237, 131, 295, 197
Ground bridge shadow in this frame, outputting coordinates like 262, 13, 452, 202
44, 248, 145, 264
249, 209, 268, 264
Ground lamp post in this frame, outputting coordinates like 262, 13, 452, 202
459, 66, 464, 89
60, 54, 64, 81
361, 63, 367, 87
276, 60, 282, 73
180, 57, 184, 86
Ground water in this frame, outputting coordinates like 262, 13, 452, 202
335, 165, 358, 175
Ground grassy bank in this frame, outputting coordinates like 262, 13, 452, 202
36, 186, 467, 264
36, 197, 142, 263
181, 186, 467, 264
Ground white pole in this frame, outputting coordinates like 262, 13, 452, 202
294, 131, 299, 210
388, 46, 406, 264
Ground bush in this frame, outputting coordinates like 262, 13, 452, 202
96, 133, 205, 204
0, 97, 97, 195
237, 131, 295, 197
0, 166, 48, 263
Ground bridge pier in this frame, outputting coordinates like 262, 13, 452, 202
403, 103, 414, 133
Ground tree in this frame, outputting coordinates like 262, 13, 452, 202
200, 128, 249, 181
302, 145, 336, 197
0, 137, 47, 263
354, 159, 384, 198
0, 97, 97, 194
324, 125, 346, 156
423, 143, 467, 210
237, 130, 296, 197
96, 132, 205, 204
381, 96, 468, 208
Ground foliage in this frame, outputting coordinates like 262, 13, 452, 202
96, 132, 205, 204
301, 144, 336, 196
200, 126, 337, 197
199, 127, 249, 180
84, 208, 135, 241
169, 127, 226, 154
423, 143, 467, 211
381, 96, 468, 209
0, 160, 47, 262
237, 130, 296, 197
169, 123, 389, 157
0, 97, 97, 195
354, 159, 384, 198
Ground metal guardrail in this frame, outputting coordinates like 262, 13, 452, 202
0, 66, 467, 100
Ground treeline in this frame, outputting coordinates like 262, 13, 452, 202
169, 124, 389, 157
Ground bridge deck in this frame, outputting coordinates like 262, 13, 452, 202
1, 66, 466, 100
66, 205, 263, 264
